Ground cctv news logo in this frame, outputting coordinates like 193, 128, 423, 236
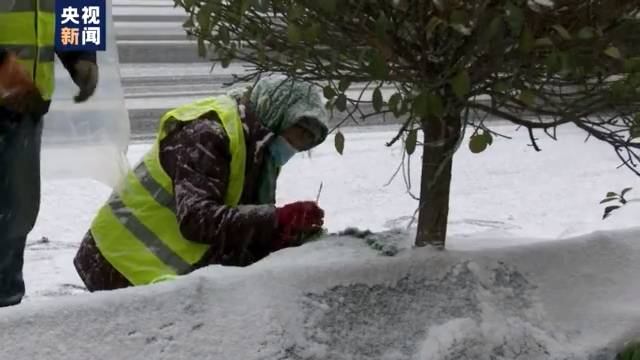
55, 0, 106, 51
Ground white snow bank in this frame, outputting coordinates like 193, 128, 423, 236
3, 228, 639, 359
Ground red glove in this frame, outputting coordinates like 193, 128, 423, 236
274, 201, 324, 249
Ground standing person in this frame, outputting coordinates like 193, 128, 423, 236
0, 0, 99, 307
74, 78, 329, 291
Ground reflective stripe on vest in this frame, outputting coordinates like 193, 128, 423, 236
91, 96, 247, 285
0, 0, 56, 100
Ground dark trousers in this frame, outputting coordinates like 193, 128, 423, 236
0, 107, 42, 307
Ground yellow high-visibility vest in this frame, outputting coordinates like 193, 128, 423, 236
91, 96, 247, 285
0, 0, 56, 100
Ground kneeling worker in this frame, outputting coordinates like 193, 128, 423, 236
74, 78, 328, 290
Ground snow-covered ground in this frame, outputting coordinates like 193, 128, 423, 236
4, 228, 640, 359
5, 122, 638, 359
25, 123, 639, 301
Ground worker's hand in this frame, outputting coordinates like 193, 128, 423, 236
273, 201, 324, 250
71, 60, 98, 103
0, 53, 45, 115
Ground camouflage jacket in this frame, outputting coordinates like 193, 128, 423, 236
74, 103, 279, 291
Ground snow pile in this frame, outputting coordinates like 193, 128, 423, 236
2, 228, 639, 359
298, 259, 611, 360
301, 261, 561, 359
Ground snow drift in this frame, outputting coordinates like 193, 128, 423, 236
2, 228, 639, 359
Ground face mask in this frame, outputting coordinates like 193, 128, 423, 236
269, 136, 298, 166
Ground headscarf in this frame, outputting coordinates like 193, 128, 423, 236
247, 77, 329, 204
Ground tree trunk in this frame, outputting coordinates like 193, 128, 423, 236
415, 115, 461, 248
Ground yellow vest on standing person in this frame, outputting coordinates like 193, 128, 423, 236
91, 96, 247, 285
0, 0, 56, 101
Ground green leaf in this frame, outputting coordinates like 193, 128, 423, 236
375, 12, 390, 39
450, 71, 471, 99
324, 100, 334, 112
372, 88, 383, 112
323, 85, 337, 100
519, 89, 536, 105
519, 27, 534, 53
604, 46, 622, 59
505, 2, 524, 34
469, 134, 489, 154
220, 56, 231, 68
552, 24, 572, 40
600, 197, 618, 204
334, 131, 345, 155
257, 45, 266, 64
287, 23, 302, 43
335, 94, 347, 112
197, 38, 207, 58
388, 93, 402, 116
483, 16, 503, 43
405, 129, 418, 155
483, 131, 493, 145
197, 10, 211, 32
577, 26, 595, 40
368, 53, 390, 78
602, 205, 621, 220
412, 94, 428, 118
606, 192, 618, 198
399, 98, 409, 116
338, 79, 351, 92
